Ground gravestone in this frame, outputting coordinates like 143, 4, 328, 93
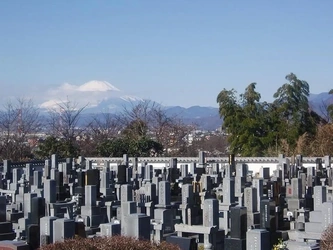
0, 196, 6, 222
53, 218, 75, 243
203, 199, 218, 227
31, 197, 45, 225
117, 165, 127, 184
125, 213, 150, 240
230, 206, 247, 239
0, 241, 30, 250
40, 216, 57, 244
44, 180, 56, 204
246, 229, 270, 250
166, 236, 197, 250
100, 222, 121, 237
27, 224, 40, 250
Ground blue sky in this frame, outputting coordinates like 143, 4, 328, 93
0, 1, 332, 107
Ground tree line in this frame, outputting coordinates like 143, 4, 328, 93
217, 72, 333, 157
0, 98, 227, 162
3, 72, 327, 161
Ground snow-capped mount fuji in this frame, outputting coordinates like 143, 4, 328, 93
40, 80, 143, 112
78, 80, 120, 92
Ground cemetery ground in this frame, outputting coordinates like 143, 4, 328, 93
1, 152, 333, 249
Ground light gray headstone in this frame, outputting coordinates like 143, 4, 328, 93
182, 184, 194, 206
85, 185, 97, 206
203, 198, 219, 228
322, 202, 333, 229
291, 178, 302, 199
12, 168, 22, 184
104, 161, 110, 171
324, 155, 331, 168
44, 179, 56, 204
313, 186, 326, 211
100, 222, 121, 236
158, 181, 170, 206
246, 229, 270, 250
85, 160, 92, 170
100, 171, 110, 189
125, 213, 150, 240
120, 201, 136, 234
3, 160, 11, 174
25, 163, 33, 178
123, 154, 129, 166
181, 164, 188, 178
51, 154, 58, 169
236, 164, 247, 177
201, 175, 212, 191
53, 218, 75, 243
144, 182, 156, 203
50, 169, 58, 180
222, 178, 235, 204
24, 193, 37, 217
44, 160, 51, 179
244, 187, 258, 212
40, 216, 57, 244
33, 171, 42, 188
120, 184, 133, 202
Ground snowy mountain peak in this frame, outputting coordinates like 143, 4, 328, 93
78, 80, 120, 92
120, 95, 144, 102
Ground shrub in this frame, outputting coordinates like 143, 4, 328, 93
39, 236, 180, 250
321, 224, 333, 250
272, 238, 288, 250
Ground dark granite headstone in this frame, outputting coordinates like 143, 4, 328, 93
0, 222, 15, 241
260, 199, 276, 230
194, 167, 205, 176
56, 171, 67, 201
166, 236, 197, 250
77, 171, 85, 187
31, 197, 45, 225
117, 165, 127, 184
86, 169, 100, 197
224, 238, 246, 250
27, 224, 40, 250
75, 222, 86, 238
86, 169, 100, 186
0, 196, 6, 222
230, 206, 247, 239
0, 241, 30, 250
229, 154, 236, 175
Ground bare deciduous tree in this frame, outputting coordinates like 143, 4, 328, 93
119, 100, 155, 137
118, 100, 194, 155
46, 99, 87, 141
79, 112, 122, 156
0, 98, 41, 161
88, 112, 121, 141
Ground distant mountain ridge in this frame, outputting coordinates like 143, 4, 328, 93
82, 103, 222, 131
308, 92, 333, 117
38, 80, 333, 131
